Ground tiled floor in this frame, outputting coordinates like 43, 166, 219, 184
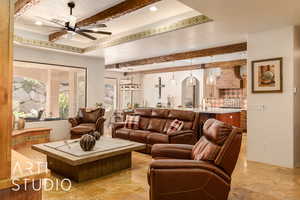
17, 135, 300, 200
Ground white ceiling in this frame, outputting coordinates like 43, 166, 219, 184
179, 0, 300, 34
14, 0, 197, 47
14, 0, 300, 73
103, 20, 247, 64
104, 0, 300, 69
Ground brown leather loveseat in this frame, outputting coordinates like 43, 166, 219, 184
148, 119, 242, 200
112, 108, 199, 153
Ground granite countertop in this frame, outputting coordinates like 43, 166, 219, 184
132, 107, 243, 114
177, 107, 242, 114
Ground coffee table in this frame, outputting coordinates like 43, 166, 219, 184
32, 137, 146, 182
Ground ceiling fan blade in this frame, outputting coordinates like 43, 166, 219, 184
35, 16, 66, 28
39, 25, 65, 30
79, 23, 107, 29
75, 31, 97, 40
78, 29, 112, 35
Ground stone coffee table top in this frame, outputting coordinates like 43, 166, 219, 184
32, 137, 146, 166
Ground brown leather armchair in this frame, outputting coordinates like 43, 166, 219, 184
148, 119, 242, 200
69, 108, 105, 139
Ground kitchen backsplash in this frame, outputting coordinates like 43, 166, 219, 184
205, 97, 247, 108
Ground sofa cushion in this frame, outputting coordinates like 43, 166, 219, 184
135, 109, 152, 117
191, 119, 233, 161
151, 109, 169, 118
129, 130, 151, 143
147, 118, 166, 133
70, 125, 94, 135
167, 119, 184, 135
79, 123, 96, 130
163, 120, 173, 133
80, 108, 104, 123
168, 110, 195, 121
191, 137, 221, 161
203, 119, 232, 145
115, 128, 131, 139
147, 133, 169, 145
125, 115, 140, 129
182, 121, 193, 130
139, 117, 150, 130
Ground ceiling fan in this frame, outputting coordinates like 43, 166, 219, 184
36, 1, 112, 40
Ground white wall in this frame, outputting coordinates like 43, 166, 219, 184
14, 45, 105, 141
143, 70, 204, 107
25, 120, 70, 141
247, 26, 295, 168
293, 26, 300, 167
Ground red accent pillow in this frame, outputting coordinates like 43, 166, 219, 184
124, 115, 140, 130
167, 119, 184, 135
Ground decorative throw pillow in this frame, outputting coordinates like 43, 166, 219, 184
124, 115, 140, 130
167, 119, 184, 134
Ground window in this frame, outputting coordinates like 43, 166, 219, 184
13, 61, 86, 121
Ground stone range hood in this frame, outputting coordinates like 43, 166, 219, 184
216, 66, 242, 89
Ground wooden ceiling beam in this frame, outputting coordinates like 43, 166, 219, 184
14, 0, 39, 16
127, 64, 202, 75
49, 0, 161, 41
201, 59, 247, 69
105, 42, 247, 69
127, 59, 247, 75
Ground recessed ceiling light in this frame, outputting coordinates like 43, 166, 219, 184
35, 21, 43, 26
149, 6, 158, 12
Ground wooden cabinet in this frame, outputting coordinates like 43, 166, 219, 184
240, 110, 247, 132
216, 112, 241, 128
199, 112, 241, 128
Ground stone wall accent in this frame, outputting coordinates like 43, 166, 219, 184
13, 76, 46, 114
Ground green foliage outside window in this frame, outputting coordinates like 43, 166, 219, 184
59, 93, 69, 119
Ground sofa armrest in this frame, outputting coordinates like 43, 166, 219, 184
112, 122, 125, 129
95, 117, 106, 133
150, 159, 229, 180
68, 117, 80, 127
111, 122, 125, 137
148, 159, 231, 200
151, 144, 193, 160
168, 131, 197, 145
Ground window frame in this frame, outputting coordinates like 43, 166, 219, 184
13, 60, 88, 121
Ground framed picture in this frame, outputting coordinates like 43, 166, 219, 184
251, 57, 283, 93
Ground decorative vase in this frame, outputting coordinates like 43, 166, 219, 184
80, 134, 96, 151
17, 118, 25, 130
90, 131, 101, 141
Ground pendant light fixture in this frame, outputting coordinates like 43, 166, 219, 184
187, 59, 196, 86
170, 61, 177, 85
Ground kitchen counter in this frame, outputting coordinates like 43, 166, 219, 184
177, 107, 242, 114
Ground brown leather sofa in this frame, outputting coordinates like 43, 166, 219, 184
112, 108, 199, 153
69, 108, 105, 139
148, 119, 242, 200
